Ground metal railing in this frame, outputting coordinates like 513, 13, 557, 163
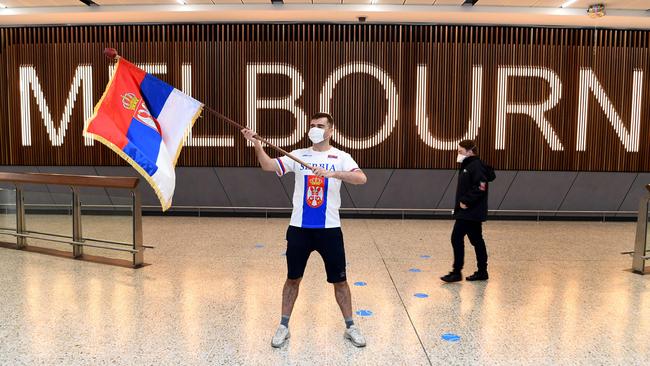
622, 184, 650, 274
0, 172, 149, 268
139, 205, 636, 221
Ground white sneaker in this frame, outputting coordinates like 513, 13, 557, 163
344, 325, 366, 347
271, 325, 290, 348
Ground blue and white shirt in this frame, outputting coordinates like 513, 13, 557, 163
276, 147, 360, 229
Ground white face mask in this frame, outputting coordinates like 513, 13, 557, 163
456, 153, 467, 163
308, 127, 326, 144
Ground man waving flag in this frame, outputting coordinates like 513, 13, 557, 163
84, 51, 203, 211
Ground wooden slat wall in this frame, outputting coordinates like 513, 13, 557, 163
0, 24, 648, 171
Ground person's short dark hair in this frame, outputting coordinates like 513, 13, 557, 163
311, 112, 334, 127
459, 139, 478, 155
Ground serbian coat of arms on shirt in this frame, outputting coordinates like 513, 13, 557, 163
306, 175, 325, 208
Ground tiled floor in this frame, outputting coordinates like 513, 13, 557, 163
0, 217, 648, 365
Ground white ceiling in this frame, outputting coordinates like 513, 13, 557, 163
0, 0, 648, 28
0, 0, 648, 9
0, 0, 83, 6
476, 0, 650, 9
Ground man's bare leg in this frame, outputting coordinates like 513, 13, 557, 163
333, 281, 353, 320
282, 278, 302, 319
334, 280, 366, 347
272, 278, 302, 348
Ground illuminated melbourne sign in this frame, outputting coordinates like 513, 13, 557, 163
2, 24, 648, 171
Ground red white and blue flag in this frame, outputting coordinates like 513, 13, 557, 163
83, 58, 203, 211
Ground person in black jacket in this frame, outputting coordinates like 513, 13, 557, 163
441, 139, 494, 283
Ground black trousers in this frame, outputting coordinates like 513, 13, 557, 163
286, 226, 347, 283
451, 219, 488, 272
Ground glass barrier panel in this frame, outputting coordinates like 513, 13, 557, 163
0, 187, 16, 244
24, 186, 72, 250
646, 199, 649, 250
80, 188, 134, 260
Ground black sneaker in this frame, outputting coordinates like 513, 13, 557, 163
440, 271, 462, 283
466, 271, 489, 281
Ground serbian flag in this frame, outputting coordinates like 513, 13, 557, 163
83, 58, 203, 211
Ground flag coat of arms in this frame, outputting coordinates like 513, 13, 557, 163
83, 58, 203, 211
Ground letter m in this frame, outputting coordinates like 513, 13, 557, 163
19, 65, 93, 146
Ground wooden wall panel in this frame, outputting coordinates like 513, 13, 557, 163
0, 24, 648, 171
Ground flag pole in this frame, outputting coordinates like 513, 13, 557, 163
201, 106, 313, 169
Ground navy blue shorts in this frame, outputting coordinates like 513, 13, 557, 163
285, 226, 347, 284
